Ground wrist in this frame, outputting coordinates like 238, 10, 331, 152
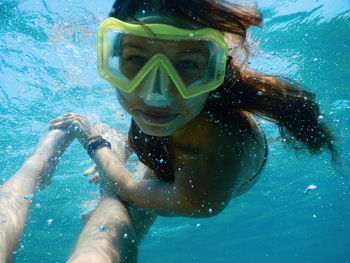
34, 130, 67, 159
78, 127, 99, 146
85, 136, 112, 158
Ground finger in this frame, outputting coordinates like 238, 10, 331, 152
50, 113, 83, 123
50, 116, 73, 124
49, 120, 75, 129
83, 165, 98, 176
62, 112, 80, 117
50, 113, 83, 124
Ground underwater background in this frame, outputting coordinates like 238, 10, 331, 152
0, 0, 349, 262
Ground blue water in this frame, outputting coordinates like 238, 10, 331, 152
1, 0, 349, 262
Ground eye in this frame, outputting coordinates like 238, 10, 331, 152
125, 55, 147, 66
176, 60, 200, 70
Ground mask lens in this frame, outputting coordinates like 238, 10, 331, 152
98, 21, 227, 97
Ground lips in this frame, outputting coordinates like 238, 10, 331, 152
139, 110, 179, 125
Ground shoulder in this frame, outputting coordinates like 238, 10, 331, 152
222, 111, 267, 194
172, 109, 266, 163
204, 110, 266, 179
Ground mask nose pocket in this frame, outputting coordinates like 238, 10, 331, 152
138, 61, 174, 107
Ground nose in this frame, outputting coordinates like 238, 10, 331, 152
138, 64, 175, 107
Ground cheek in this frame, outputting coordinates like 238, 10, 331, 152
182, 94, 209, 114
116, 90, 135, 111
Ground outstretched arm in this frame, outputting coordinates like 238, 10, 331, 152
0, 130, 71, 263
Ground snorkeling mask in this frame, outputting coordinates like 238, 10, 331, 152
97, 17, 228, 99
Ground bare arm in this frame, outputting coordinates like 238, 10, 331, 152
82, 122, 133, 183
0, 130, 70, 263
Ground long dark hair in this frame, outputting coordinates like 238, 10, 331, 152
110, 0, 338, 181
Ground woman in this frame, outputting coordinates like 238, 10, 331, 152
50, 0, 337, 262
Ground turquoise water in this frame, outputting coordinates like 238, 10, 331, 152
1, 0, 349, 262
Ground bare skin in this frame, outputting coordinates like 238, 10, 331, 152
0, 130, 71, 263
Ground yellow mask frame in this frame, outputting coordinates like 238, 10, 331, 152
97, 17, 229, 99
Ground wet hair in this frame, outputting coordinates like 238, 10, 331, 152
110, 0, 338, 181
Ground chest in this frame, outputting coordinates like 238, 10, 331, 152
170, 114, 230, 170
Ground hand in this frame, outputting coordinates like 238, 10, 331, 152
49, 113, 99, 146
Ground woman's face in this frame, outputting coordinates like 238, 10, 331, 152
116, 84, 209, 137
116, 15, 210, 137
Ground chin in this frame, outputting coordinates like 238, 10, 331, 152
133, 117, 182, 137
138, 123, 178, 137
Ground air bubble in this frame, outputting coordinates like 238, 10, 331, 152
313, 58, 318, 62
304, 184, 317, 194
208, 208, 213, 214
47, 219, 53, 225
24, 194, 34, 200
318, 115, 324, 120
210, 92, 221, 99
257, 91, 263, 96
123, 233, 128, 238
195, 223, 201, 228
159, 159, 164, 163
5, 146, 13, 152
